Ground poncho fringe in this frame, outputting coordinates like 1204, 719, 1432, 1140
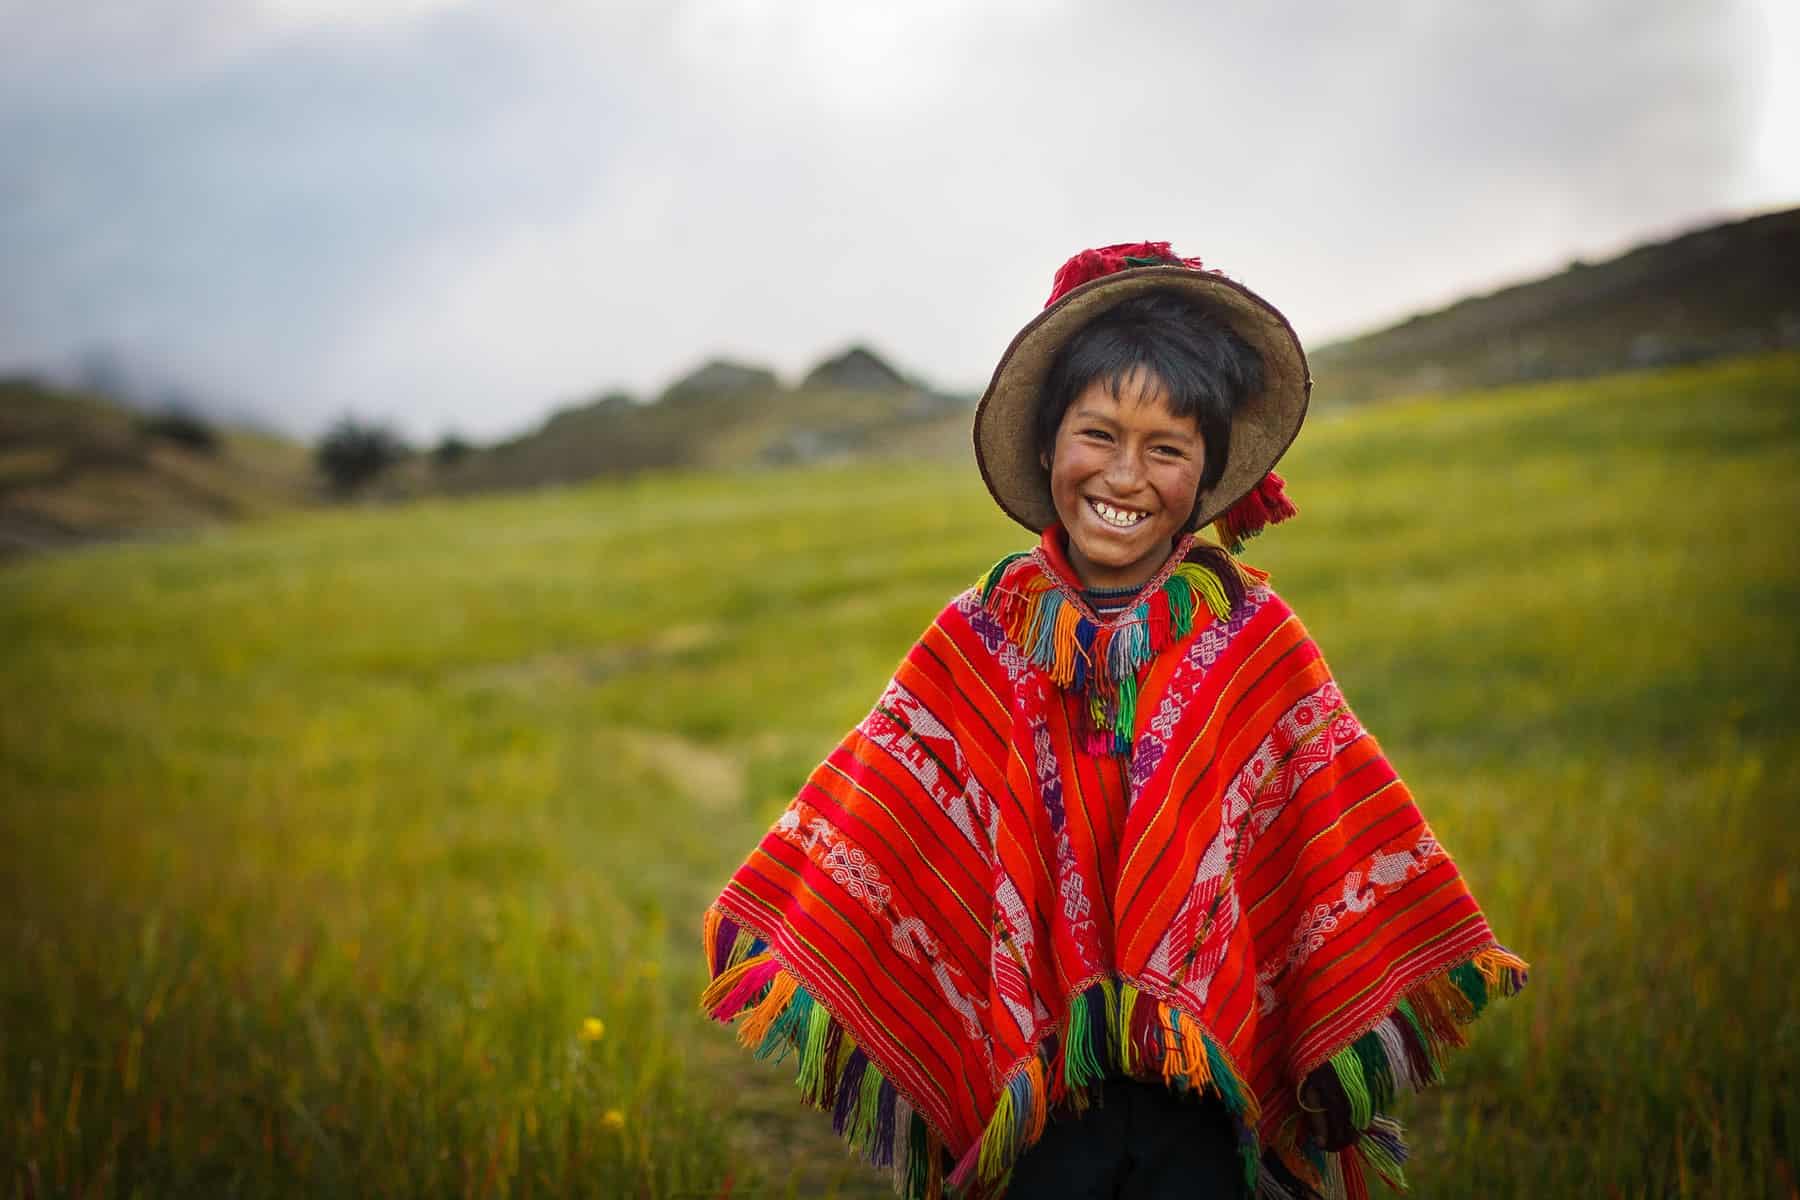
705, 904, 1525, 1199
701, 533, 1527, 1198
702, 911, 953, 1198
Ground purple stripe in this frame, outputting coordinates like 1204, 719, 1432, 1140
711, 913, 740, 975
834, 1047, 870, 1133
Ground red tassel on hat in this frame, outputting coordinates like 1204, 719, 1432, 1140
1212, 470, 1298, 553
1045, 242, 1206, 307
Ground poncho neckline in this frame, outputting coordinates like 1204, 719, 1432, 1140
1025, 525, 1198, 625
977, 527, 1267, 756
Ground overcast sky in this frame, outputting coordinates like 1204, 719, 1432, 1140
3, 0, 1796, 440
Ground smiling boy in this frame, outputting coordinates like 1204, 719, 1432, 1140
701, 243, 1526, 1200
1033, 288, 1263, 594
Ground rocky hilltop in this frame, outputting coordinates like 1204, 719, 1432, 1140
429, 344, 970, 496
801, 345, 912, 392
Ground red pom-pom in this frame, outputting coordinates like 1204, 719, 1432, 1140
1251, 470, 1299, 523
1044, 241, 1205, 307
1213, 471, 1298, 552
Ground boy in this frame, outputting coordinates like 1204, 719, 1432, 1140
701, 243, 1526, 1199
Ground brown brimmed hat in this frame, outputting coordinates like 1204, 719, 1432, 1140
973, 242, 1312, 550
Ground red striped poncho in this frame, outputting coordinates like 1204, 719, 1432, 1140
700, 528, 1526, 1199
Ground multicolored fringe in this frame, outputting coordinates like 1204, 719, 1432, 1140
700, 909, 953, 1199
1259, 945, 1531, 1200
977, 541, 1263, 755
1213, 470, 1299, 553
704, 912, 1269, 1200
949, 977, 1264, 1198
706, 906, 1525, 1199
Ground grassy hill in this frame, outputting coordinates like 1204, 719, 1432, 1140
1312, 207, 1800, 404
3, 352, 1796, 1197
0, 350, 975, 561
426, 347, 973, 498
0, 376, 315, 559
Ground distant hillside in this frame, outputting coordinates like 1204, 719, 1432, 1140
444, 211, 1800, 502
428, 344, 972, 496
0, 377, 314, 559
14, 211, 1794, 557
1312, 207, 1800, 403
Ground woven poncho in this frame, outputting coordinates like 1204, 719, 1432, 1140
700, 529, 1526, 1199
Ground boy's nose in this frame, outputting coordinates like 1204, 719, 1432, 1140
1105, 454, 1144, 493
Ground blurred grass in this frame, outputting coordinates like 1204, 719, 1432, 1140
3, 353, 1798, 1197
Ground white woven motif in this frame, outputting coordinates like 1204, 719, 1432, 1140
860, 679, 998, 864
1255, 829, 1445, 1015
991, 872, 1052, 1040
998, 641, 1030, 683
825, 840, 893, 907
775, 798, 990, 1049
1133, 588, 1269, 799
1143, 679, 1359, 1001
1030, 707, 1099, 954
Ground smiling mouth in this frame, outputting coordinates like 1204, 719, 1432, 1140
1088, 498, 1149, 529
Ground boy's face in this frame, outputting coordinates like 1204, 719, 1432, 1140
1042, 368, 1206, 592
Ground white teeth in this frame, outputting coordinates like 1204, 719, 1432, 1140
1091, 500, 1147, 528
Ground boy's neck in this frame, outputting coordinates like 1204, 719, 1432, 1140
1052, 526, 1181, 595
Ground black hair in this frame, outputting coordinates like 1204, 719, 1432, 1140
1035, 288, 1266, 508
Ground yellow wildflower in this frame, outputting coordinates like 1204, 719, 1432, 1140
580, 1017, 606, 1044
601, 1108, 626, 1131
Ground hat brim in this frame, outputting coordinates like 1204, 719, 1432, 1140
973, 266, 1312, 534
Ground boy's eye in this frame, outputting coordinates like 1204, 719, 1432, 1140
1079, 428, 1113, 441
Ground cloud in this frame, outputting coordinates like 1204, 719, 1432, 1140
0, 0, 1781, 439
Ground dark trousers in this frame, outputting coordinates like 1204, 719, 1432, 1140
1005, 1076, 1246, 1200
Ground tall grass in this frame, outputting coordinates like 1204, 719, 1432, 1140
3, 354, 1797, 1197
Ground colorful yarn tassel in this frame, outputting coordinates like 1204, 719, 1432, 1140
1213, 470, 1299, 553
977, 538, 1259, 755
1263, 944, 1530, 1199
951, 976, 1264, 1197
699, 912, 952, 1197
1329, 945, 1530, 1116
702, 920, 1524, 1199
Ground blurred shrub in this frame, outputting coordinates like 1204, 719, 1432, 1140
431, 433, 473, 468
317, 417, 409, 495
137, 409, 221, 454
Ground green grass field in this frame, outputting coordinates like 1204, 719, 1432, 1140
4, 354, 1798, 1198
